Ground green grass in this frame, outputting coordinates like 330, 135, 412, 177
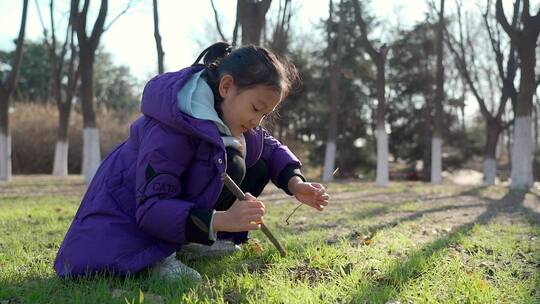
1, 176, 540, 303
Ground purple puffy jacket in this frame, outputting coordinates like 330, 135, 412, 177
54, 66, 301, 277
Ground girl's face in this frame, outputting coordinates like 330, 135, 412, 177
219, 75, 281, 137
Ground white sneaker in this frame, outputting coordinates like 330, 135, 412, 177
179, 240, 241, 258
151, 254, 202, 282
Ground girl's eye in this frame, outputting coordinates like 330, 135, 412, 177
252, 105, 259, 112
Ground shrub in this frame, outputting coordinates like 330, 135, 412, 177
11, 103, 139, 174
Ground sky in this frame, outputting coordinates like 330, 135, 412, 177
0, 0, 430, 81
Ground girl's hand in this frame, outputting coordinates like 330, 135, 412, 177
289, 177, 330, 211
213, 193, 265, 232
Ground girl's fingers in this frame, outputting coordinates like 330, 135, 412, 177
247, 200, 265, 209
318, 199, 329, 206
317, 193, 330, 200
312, 183, 324, 190
245, 223, 261, 231
247, 215, 263, 223
247, 208, 265, 216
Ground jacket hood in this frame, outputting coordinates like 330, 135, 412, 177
140, 66, 223, 147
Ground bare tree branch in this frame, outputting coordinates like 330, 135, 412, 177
153, 0, 164, 73
103, 0, 139, 32
210, 0, 228, 41
496, 0, 519, 43
2, 0, 29, 94
232, 2, 239, 47
352, 0, 380, 62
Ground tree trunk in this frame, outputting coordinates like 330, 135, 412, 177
495, 0, 540, 189
375, 125, 389, 185
238, 0, 272, 45
322, 0, 344, 182
0, 90, 12, 182
153, 0, 164, 74
510, 49, 536, 189
79, 49, 101, 184
484, 119, 502, 185
375, 61, 388, 186
53, 105, 71, 176
71, 0, 108, 184
422, 103, 432, 181
0, 0, 28, 182
352, 0, 389, 186
431, 0, 445, 184
323, 64, 340, 182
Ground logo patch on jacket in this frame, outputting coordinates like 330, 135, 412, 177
137, 164, 182, 203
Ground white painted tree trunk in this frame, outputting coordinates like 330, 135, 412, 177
0, 133, 11, 181
82, 128, 101, 184
510, 116, 533, 189
496, 133, 504, 159
431, 137, 442, 184
376, 127, 389, 186
52, 141, 69, 176
483, 158, 496, 186
322, 141, 336, 182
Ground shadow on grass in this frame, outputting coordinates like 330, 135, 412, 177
293, 185, 488, 234
1, 270, 201, 303
349, 189, 534, 303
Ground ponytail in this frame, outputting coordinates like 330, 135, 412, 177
192, 42, 232, 69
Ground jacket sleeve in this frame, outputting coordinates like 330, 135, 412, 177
134, 123, 197, 244
260, 128, 305, 195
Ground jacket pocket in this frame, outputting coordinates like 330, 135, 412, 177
182, 160, 216, 198
107, 173, 137, 218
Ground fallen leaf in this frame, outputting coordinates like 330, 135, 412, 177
250, 240, 264, 253
361, 238, 373, 246
448, 250, 460, 258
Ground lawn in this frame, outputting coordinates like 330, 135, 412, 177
1, 176, 539, 303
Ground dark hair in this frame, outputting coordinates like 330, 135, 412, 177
192, 42, 301, 117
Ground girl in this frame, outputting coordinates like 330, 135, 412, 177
54, 42, 330, 281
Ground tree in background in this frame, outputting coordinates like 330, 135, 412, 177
267, 0, 292, 53
70, 0, 108, 184
94, 49, 139, 115
1, 41, 51, 102
431, 0, 445, 184
36, 0, 79, 177
0, 0, 28, 181
353, 0, 389, 186
444, 0, 518, 185
496, 0, 540, 189
237, 0, 273, 45
210, 0, 273, 46
322, 0, 345, 182
71, 0, 136, 184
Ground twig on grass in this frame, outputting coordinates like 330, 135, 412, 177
284, 167, 338, 225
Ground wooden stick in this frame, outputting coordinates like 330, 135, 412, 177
222, 174, 287, 257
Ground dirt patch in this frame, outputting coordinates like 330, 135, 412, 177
287, 262, 333, 284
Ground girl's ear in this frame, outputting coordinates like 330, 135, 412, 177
219, 74, 234, 99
